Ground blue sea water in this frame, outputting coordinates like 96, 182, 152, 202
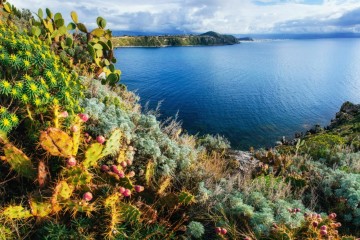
115, 39, 360, 149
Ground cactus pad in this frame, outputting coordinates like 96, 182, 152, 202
63, 167, 92, 187
40, 128, 73, 157
119, 203, 141, 223
29, 199, 52, 218
178, 191, 195, 205
3, 144, 36, 179
83, 143, 104, 168
101, 129, 122, 157
66, 200, 95, 217
2, 205, 32, 219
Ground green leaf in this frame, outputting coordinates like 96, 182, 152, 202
98, 41, 110, 50
67, 22, 76, 31
109, 64, 115, 73
3, 3, 11, 13
55, 18, 65, 28
37, 8, 43, 19
111, 58, 117, 63
96, 17, 107, 29
31, 26, 41, 37
54, 12, 63, 21
107, 73, 119, 85
77, 23, 88, 33
70, 11, 78, 23
104, 59, 110, 66
93, 43, 103, 50
58, 26, 67, 35
87, 44, 95, 59
45, 8, 52, 18
65, 37, 73, 47
107, 40, 113, 49
91, 28, 105, 38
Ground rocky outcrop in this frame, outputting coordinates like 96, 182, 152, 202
330, 101, 360, 128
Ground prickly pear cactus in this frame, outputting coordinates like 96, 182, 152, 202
2, 205, 32, 219
29, 199, 52, 218
178, 191, 195, 205
101, 129, 122, 157
66, 200, 95, 217
2, 143, 36, 179
83, 143, 104, 168
40, 128, 73, 157
63, 167, 92, 187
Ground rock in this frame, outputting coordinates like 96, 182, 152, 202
228, 150, 259, 173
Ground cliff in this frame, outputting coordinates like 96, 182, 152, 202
112, 31, 239, 47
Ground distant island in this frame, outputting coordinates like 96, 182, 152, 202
112, 31, 240, 47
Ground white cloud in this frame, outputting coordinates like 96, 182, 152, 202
9, 0, 360, 34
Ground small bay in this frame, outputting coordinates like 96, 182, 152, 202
115, 38, 360, 149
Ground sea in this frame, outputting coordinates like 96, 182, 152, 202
114, 38, 360, 150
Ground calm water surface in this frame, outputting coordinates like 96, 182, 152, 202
115, 39, 360, 149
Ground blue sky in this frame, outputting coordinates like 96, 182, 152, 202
10, 0, 360, 34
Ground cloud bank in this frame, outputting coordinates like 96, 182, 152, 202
9, 0, 360, 34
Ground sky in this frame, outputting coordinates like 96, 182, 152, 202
10, 0, 360, 34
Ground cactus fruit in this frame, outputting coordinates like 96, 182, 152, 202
3, 143, 36, 179
96, 135, 105, 144
78, 113, 89, 122
122, 189, 131, 197
70, 125, 79, 132
134, 185, 144, 193
67, 157, 77, 167
83, 143, 104, 168
2, 205, 32, 219
59, 111, 69, 118
220, 228, 227, 235
127, 171, 135, 178
40, 128, 73, 157
119, 187, 126, 194
29, 199, 52, 218
101, 165, 110, 172
101, 129, 122, 157
83, 192, 93, 202
215, 227, 221, 234
120, 161, 127, 168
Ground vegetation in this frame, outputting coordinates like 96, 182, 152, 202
112, 31, 239, 47
0, 1, 360, 239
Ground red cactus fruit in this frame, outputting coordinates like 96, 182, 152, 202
120, 161, 127, 168
329, 213, 337, 219
312, 221, 318, 227
134, 185, 144, 193
70, 125, 79, 132
128, 171, 135, 177
215, 227, 221, 234
119, 187, 126, 194
67, 157, 77, 167
118, 170, 125, 178
122, 189, 131, 197
126, 159, 133, 166
320, 225, 327, 231
244, 237, 252, 240
96, 136, 106, 144
59, 111, 69, 118
101, 165, 110, 172
336, 222, 342, 228
221, 228, 227, 235
111, 165, 120, 174
320, 230, 327, 236
78, 113, 89, 122
83, 192, 93, 202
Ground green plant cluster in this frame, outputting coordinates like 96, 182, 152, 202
0, 23, 83, 133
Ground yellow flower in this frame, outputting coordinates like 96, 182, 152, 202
34, 98, 41, 106
1, 118, 11, 127
23, 60, 30, 67
10, 115, 18, 124
29, 83, 38, 92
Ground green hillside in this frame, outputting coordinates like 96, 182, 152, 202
0, 2, 359, 240
112, 31, 239, 47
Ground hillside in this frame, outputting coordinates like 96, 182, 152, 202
0, 2, 359, 240
112, 31, 239, 47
